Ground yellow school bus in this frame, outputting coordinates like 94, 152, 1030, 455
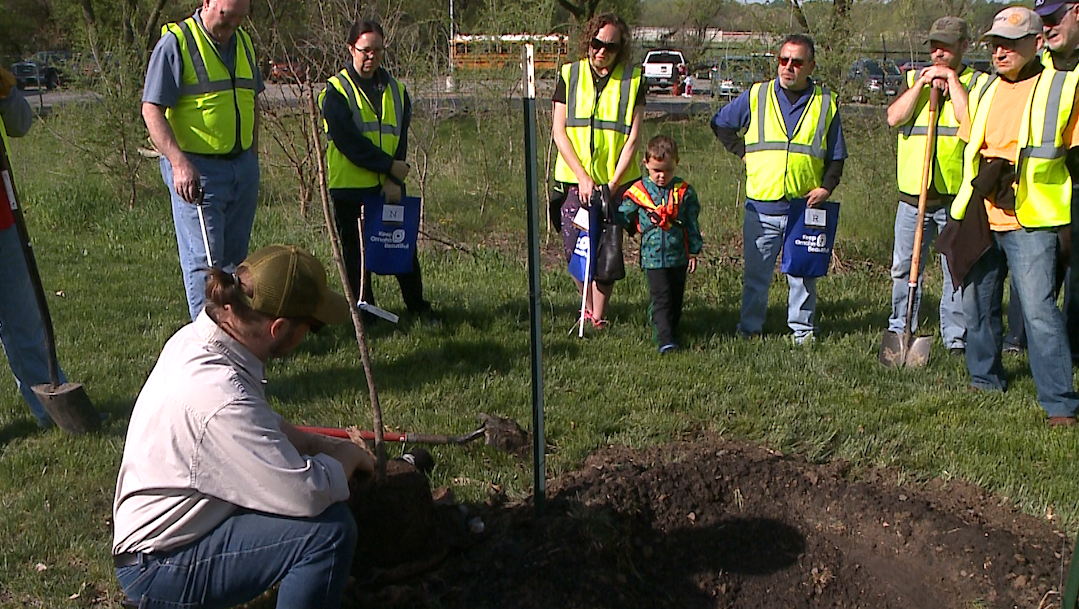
451, 34, 570, 71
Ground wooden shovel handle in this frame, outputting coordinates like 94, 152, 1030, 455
909, 86, 941, 285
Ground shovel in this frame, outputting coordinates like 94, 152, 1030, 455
296, 413, 531, 455
0, 130, 100, 433
880, 86, 940, 368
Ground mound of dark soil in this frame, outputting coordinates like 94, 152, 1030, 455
355, 437, 1072, 609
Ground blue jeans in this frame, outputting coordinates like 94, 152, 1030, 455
962, 228, 1079, 417
0, 226, 66, 427
889, 203, 965, 348
161, 151, 259, 321
116, 502, 357, 609
738, 209, 817, 342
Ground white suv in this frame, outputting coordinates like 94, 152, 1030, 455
642, 49, 686, 91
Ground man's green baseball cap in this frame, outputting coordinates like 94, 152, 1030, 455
238, 244, 350, 325
928, 16, 969, 45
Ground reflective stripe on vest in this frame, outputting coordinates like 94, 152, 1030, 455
553, 60, 642, 186
895, 67, 980, 196
951, 69, 1079, 228
162, 18, 256, 154
319, 69, 405, 189
743, 80, 835, 201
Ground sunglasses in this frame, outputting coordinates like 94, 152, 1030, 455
778, 56, 807, 68
1043, 3, 1074, 26
590, 37, 622, 53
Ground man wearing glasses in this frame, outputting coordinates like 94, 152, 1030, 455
711, 34, 847, 345
946, 7, 1079, 425
884, 17, 980, 357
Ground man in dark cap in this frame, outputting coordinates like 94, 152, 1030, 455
113, 244, 373, 608
1031, 0, 1079, 358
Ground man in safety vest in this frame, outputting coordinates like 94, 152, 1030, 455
319, 19, 435, 322
947, 7, 1079, 425
1032, 0, 1079, 357
142, 0, 263, 322
711, 34, 848, 345
0, 67, 70, 428
885, 17, 979, 357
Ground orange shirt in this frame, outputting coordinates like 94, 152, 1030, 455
958, 72, 1079, 231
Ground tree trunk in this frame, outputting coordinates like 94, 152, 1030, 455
142, 0, 171, 51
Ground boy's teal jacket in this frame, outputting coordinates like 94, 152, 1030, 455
617, 175, 703, 269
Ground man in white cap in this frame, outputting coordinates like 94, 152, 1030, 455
885, 16, 981, 356
113, 244, 374, 607
945, 7, 1079, 425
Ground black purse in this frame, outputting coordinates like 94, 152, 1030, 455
593, 185, 625, 283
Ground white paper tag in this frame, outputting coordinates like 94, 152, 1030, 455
382, 204, 405, 224
572, 207, 590, 231
804, 207, 827, 229
358, 301, 399, 324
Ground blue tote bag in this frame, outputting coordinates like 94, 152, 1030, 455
362, 195, 421, 275
781, 199, 840, 278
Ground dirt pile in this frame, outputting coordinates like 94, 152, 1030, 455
353, 437, 1072, 609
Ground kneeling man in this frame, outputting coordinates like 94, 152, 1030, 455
113, 244, 373, 607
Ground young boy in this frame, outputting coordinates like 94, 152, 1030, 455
618, 135, 703, 353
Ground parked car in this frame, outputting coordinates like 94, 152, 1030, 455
10, 50, 72, 90
847, 58, 902, 102
269, 57, 307, 83
897, 60, 931, 74
642, 49, 686, 91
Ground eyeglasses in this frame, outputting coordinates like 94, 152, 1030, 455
352, 45, 384, 57
1042, 3, 1075, 27
778, 56, 806, 68
590, 37, 622, 53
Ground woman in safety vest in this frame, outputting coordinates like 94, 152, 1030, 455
319, 19, 434, 322
552, 12, 646, 330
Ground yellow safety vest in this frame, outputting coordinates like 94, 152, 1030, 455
554, 60, 642, 186
896, 67, 980, 196
161, 17, 257, 155
0, 121, 12, 228
952, 69, 1079, 228
743, 80, 836, 201
318, 69, 406, 189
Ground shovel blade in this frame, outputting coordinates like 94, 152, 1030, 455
879, 330, 907, 367
904, 336, 933, 368
33, 382, 101, 435
879, 330, 932, 368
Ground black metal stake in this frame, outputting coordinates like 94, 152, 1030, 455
521, 44, 546, 516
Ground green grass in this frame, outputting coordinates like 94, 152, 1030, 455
0, 104, 1075, 606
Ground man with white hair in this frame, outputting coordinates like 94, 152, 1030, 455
946, 7, 1079, 425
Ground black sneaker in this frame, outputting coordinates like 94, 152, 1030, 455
410, 305, 442, 327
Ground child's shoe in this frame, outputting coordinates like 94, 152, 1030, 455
659, 343, 678, 354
